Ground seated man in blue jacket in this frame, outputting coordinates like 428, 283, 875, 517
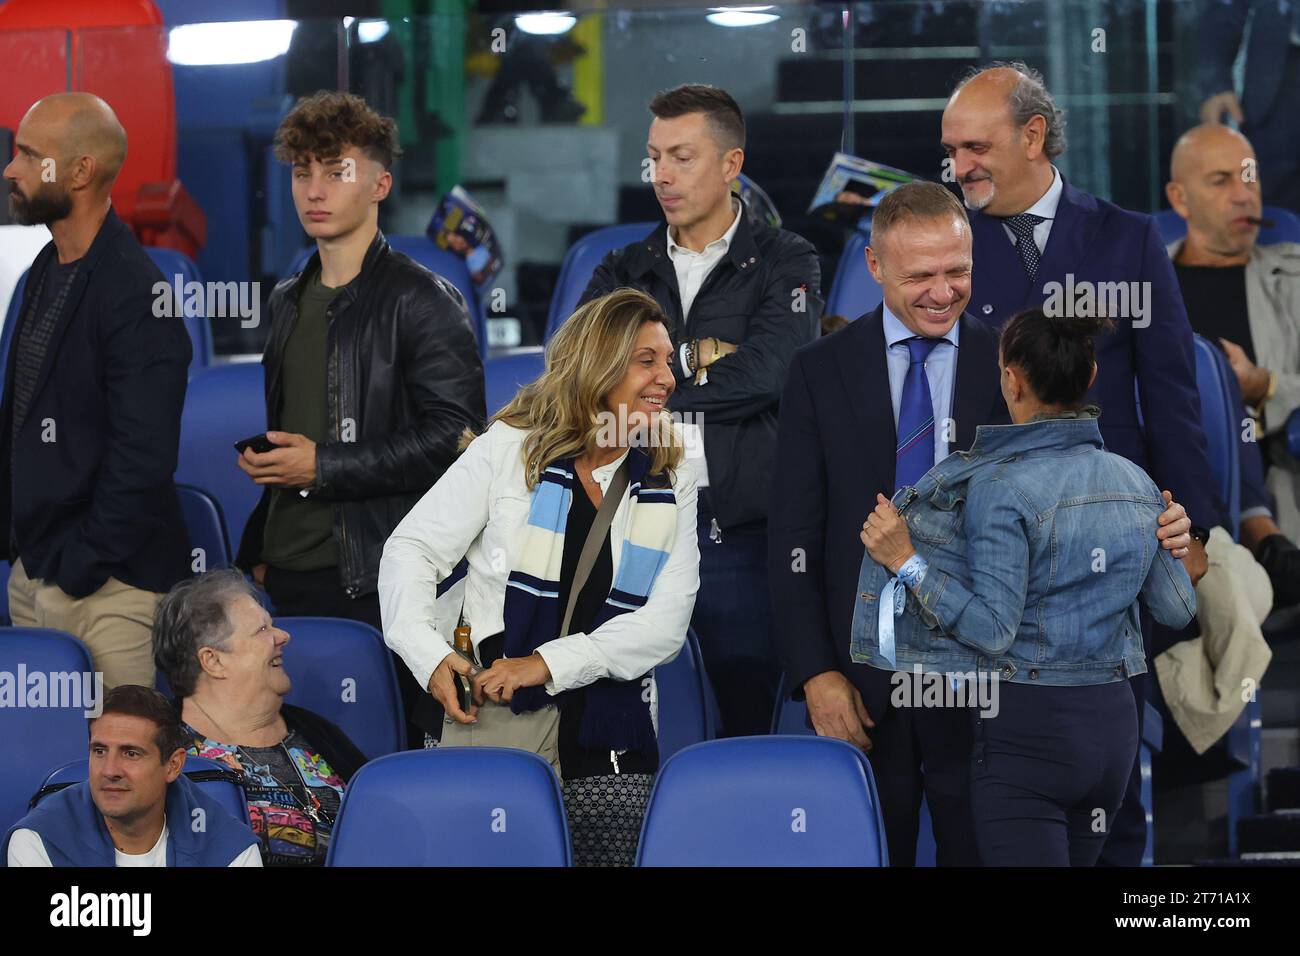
4, 685, 260, 867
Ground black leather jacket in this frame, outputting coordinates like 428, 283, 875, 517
579, 206, 822, 528
237, 230, 486, 596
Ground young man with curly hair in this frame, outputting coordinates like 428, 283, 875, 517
235, 91, 485, 748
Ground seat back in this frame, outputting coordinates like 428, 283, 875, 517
1192, 334, 1241, 536
176, 483, 231, 570
637, 736, 889, 866
825, 229, 884, 320
654, 629, 711, 761
326, 748, 571, 866
484, 346, 545, 416
545, 222, 657, 342
276, 617, 405, 761
37, 755, 250, 827
144, 246, 212, 372
1155, 205, 1300, 247
288, 238, 487, 357
0, 628, 96, 832
176, 361, 267, 553
0, 269, 27, 398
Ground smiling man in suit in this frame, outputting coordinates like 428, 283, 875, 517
770, 180, 1196, 867
769, 182, 1004, 866
941, 62, 1220, 865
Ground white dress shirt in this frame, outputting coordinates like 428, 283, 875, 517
665, 197, 743, 488
1001, 165, 1063, 253
379, 421, 701, 706
6, 820, 263, 867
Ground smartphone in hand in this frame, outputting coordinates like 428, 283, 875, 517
234, 433, 278, 455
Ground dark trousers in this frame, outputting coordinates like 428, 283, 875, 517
972, 680, 1138, 867
856, 665, 980, 867
263, 565, 438, 750
689, 489, 781, 738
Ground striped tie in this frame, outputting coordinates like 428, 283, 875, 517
1003, 212, 1046, 283
895, 336, 940, 492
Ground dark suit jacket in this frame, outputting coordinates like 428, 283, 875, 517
968, 178, 1224, 529
0, 208, 191, 598
1199, 0, 1295, 122
769, 307, 1007, 699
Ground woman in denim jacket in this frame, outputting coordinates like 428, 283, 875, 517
854, 308, 1197, 866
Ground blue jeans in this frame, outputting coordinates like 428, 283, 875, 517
690, 489, 780, 737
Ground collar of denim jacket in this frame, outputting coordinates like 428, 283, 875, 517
963, 413, 1105, 459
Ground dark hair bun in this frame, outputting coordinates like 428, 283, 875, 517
1001, 308, 1107, 406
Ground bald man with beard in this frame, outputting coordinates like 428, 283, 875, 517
0, 93, 191, 688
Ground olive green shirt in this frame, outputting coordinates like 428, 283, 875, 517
261, 272, 340, 571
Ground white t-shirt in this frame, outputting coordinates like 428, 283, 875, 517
6, 820, 262, 867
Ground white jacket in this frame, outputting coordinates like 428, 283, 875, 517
379, 420, 701, 698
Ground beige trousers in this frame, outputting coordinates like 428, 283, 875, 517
7, 558, 162, 690
438, 699, 562, 775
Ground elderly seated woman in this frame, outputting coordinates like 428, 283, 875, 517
152, 569, 367, 866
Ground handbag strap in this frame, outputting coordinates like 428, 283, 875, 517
559, 456, 630, 639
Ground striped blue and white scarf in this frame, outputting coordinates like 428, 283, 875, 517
501, 448, 677, 752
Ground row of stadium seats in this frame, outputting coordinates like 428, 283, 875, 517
0, 620, 721, 835
31, 738, 889, 867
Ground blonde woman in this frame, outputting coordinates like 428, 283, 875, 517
379, 289, 700, 865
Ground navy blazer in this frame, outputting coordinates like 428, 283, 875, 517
768, 306, 1008, 697
968, 178, 1224, 529
1198, 0, 1294, 121
0, 208, 192, 598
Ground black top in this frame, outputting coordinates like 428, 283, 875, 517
555, 482, 657, 779
1173, 262, 1254, 364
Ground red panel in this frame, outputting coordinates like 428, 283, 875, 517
0, 0, 162, 29
0, 0, 201, 254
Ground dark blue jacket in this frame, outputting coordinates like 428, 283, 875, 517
968, 178, 1225, 530
768, 307, 1008, 697
0, 207, 191, 597
1198, 0, 1296, 121
3, 773, 257, 867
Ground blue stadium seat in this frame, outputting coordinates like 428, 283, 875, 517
1226, 695, 1263, 857
275, 617, 405, 761
1154, 205, 1300, 247
144, 246, 213, 374
36, 755, 250, 827
655, 628, 712, 761
770, 673, 936, 865
484, 346, 545, 416
326, 748, 571, 866
1193, 334, 1242, 537
1140, 699, 1162, 866
176, 483, 232, 570
288, 238, 487, 357
545, 222, 657, 342
1190, 334, 1263, 852
0, 628, 96, 832
825, 229, 884, 320
1287, 406, 1300, 457
636, 736, 889, 866
0, 269, 27, 397
176, 361, 266, 554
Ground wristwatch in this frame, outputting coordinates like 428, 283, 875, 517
1189, 526, 1210, 547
